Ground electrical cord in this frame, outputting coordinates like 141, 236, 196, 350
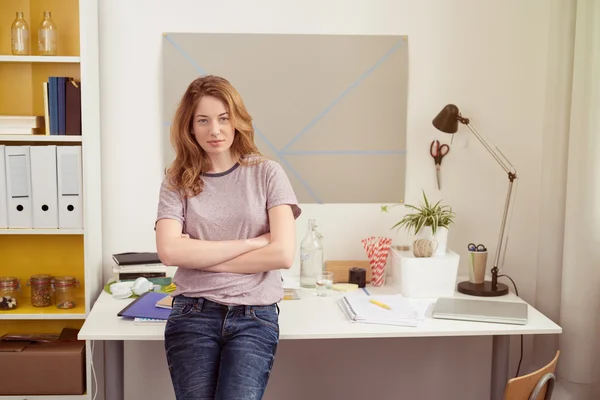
91, 340, 98, 400
497, 274, 523, 378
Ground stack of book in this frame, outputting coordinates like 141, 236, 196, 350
0, 115, 44, 135
112, 252, 167, 281
43, 76, 82, 136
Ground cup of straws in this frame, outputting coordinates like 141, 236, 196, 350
361, 236, 392, 287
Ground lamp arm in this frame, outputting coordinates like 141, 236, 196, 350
461, 120, 517, 292
464, 122, 517, 177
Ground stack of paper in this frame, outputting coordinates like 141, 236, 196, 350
338, 293, 434, 327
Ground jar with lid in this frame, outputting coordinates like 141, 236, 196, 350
0, 277, 20, 310
28, 274, 54, 307
53, 276, 79, 309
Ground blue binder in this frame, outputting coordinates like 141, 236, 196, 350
117, 291, 172, 320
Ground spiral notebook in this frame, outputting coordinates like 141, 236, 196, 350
338, 294, 434, 327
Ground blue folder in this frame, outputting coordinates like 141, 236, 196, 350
117, 291, 172, 320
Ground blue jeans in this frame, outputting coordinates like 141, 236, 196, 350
164, 295, 280, 400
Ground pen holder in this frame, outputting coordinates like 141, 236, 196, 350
468, 251, 487, 284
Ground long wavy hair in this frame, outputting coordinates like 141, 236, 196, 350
165, 75, 263, 197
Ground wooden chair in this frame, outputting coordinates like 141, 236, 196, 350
504, 351, 560, 400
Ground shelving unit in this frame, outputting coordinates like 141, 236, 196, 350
0, 228, 84, 234
0, 55, 80, 63
0, 134, 82, 142
0, 0, 102, 399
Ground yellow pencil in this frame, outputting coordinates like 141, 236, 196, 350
369, 299, 392, 310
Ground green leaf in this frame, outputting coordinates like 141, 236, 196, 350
384, 191, 455, 235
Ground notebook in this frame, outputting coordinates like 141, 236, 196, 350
155, 294, 174, 309
338, 293, 434, 327
112, 252, 162, 266
117, 291, 172, 320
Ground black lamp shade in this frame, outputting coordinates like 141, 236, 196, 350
433, 104, 461, 134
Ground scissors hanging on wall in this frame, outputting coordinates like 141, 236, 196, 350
430, 139, 450, 190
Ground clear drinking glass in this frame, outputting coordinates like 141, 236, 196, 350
316, 271, 333, 297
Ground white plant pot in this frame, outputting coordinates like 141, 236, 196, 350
416, 226, 448, 256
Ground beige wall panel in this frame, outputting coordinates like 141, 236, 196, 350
162, 33, 408, 203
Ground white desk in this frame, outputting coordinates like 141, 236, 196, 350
79, 285, 561, 400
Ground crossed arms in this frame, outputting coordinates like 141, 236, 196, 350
155, 204, 296, 274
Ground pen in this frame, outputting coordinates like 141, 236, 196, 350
369, 299, 391, 310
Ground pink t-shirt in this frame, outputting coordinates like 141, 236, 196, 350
156, 157, 302, 306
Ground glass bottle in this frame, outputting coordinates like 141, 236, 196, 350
38, 11, 57, 56
28, 274, 54, 307
11, 12, 29, 55
54, 276, 79, 309
0, 277, 20, 310
299, 219, 324, 288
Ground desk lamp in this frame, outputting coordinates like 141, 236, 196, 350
432, 104, 515, 297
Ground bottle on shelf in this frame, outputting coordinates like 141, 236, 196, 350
300, 218, 324, 288
11, 12, 30, 55
38, 11, 57, 56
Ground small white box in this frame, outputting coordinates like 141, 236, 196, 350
390, 247, 460, 298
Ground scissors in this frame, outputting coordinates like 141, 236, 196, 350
430, 140, 450, 190
468, 243, 487, 252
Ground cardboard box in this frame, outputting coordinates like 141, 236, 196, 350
0, 328, 86, 395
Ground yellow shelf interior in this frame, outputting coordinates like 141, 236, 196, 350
0, 235, 86, 312
0, 0, 81, 129
0, 59, 80, 122
0, 294, 86, 316
0, 319, 84, 336
0, 0, 80, 57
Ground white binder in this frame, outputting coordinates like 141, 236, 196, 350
56, 146, 83, 229
0, 145, 7, 229
30, 145, 59, 228
5, 146, 33, 228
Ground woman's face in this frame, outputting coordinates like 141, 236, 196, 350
192, 95, 235, 158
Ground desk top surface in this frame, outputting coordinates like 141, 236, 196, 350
78, 283, 562, 341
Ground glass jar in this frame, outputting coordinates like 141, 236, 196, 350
53, 276, 79, 309
0, 277, 20, 310
29, 274, 54, 307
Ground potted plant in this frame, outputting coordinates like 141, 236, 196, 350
381, 190, 455, 256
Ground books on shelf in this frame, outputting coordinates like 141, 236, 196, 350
0, 76, 82, 137
44, 76, 81, 136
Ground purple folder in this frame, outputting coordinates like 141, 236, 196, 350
117, 291, 172, 320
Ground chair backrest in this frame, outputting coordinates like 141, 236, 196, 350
504, 351, 560, 400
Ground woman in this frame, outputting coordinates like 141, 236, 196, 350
155, 75, 301, 400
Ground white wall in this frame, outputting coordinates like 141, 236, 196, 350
99, 1, 556, 399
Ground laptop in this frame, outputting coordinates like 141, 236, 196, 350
432, 297, 528, 325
